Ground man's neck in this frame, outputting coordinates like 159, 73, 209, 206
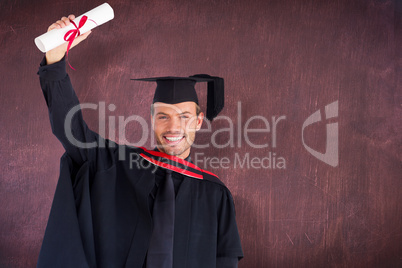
178, 149, 191, 160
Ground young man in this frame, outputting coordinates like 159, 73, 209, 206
37, 15, 243, 268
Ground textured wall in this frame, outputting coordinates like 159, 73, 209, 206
0, 0, 401, 267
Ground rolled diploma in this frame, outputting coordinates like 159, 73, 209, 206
34, 3, 114, 53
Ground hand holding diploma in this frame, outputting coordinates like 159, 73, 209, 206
36, 3, 114, 66
45, 15, 92, 65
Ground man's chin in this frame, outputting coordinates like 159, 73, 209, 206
159, 145, 189, 158
159, 145, 179, 155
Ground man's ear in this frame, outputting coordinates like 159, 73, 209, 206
195, 112, 204, 131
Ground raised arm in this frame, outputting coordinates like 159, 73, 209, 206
39, 15, 100, 166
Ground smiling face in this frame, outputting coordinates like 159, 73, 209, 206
151, 101, 204, 159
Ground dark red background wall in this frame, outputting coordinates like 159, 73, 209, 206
0, 0, 401, 267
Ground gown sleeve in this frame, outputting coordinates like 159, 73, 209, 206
216, 187, 244, 267
37, 153, 95, 267
38, 56, 112, 168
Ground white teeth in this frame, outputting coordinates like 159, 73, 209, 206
165, 136, 183, 142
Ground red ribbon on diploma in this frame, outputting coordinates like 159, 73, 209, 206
63, 16, 97, 70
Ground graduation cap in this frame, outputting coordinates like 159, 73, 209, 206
132, 74, 224, 121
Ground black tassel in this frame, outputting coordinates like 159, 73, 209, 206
190, 74, 224, 121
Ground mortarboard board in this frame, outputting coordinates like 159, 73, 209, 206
132, 74, 224, 121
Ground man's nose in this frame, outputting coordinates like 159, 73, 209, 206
166, 117, 183, 132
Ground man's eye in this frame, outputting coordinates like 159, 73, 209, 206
180, 115, 190, 119
158, 116, 167, 120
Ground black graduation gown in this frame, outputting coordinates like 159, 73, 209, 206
36, 58, 243, 267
